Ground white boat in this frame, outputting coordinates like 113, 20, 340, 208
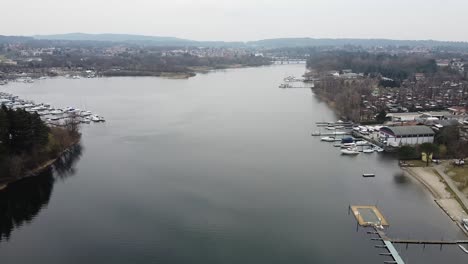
49, 109, 64, 115
91, 115, 100, 122
22, 103, 34, 108
80, 110, 92, 117
321, 136, 335, 142
91, 115, 105, 122
374, 147, 384, 152
355, 141, 368, 146
463, 219, 468, 231
341, 148, 360, 155
325, 126, 336, 130
340, 143, 356, 148
363, 149, 375, 153
333, 131, 347, 135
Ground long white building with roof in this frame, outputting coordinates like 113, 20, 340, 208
379, 126, 435, 147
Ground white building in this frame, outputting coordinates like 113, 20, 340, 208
386, 111, 450, 122
379, 126, 435, 147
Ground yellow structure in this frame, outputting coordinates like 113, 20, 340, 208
351, 205, 389, 227
421, 152, 433, 163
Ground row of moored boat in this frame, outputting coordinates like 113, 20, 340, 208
0, 92, 105, 126
320, 136, 383, 155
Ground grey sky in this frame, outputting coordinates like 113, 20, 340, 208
2, 0, 468, 42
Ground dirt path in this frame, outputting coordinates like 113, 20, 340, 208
403, 167, 468, 236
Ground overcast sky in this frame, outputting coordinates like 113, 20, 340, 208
2, 0, 468, 42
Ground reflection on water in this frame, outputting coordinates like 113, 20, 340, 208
53, 144, 83, 180
0, 143, 82, 242
393, 172, 410, 185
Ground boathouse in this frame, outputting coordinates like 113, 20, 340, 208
379, 126, 435, 147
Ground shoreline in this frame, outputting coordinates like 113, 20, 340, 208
403, 166, 468, 236
1, 63, 272, 83
0, 139, 80, 191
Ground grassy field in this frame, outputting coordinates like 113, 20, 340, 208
446, 165, 468, 193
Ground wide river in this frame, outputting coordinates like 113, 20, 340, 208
0, 65, 466, 263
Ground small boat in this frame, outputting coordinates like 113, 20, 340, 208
80, 110, 92, 117
81, 117, 91, 124
374, 147, 384, 153
355, 141, 368, 146
49, 109, 64, 115
22, 103, 34, 108
325, 126, 336, 130
340, 143, 356, 148
90, 115, 105, 122
341, 137, 354, 144
363, 149, 374, 153
362, 173, 375, 177
463, 219, 468, 231
321, 136, 335, 142
341, 148, 360, 155
333, 131, 347, 135
91, 115, 101, 122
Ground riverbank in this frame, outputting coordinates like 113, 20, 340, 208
0, 138, 80, 191
403, 166, 468, 236
310, 89, 341, 119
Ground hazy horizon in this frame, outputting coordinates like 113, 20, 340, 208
2, 0, 468, 42
20, 32, 468, 44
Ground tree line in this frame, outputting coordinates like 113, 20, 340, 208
0, 106, 79, 179
307, 51, 438, 81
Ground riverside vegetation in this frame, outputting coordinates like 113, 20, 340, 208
0, 105, 80, 181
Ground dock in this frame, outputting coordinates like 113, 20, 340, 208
311, 132, 350, 136
350, 205, 468, 264
350, 205, 389, 227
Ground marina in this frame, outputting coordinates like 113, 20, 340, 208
351, 205, 468, 263
1, 65, 467, 263
0, 91, 105, 126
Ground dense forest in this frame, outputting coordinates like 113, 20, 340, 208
0, 106, 79, 179
306, 51, 438, 81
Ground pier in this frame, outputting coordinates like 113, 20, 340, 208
350, 205, 468, 263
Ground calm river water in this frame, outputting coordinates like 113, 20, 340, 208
0, 65, 466, 263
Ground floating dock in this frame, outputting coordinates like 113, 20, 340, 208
350, 205, 468, 263
350, 205, 389, 227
